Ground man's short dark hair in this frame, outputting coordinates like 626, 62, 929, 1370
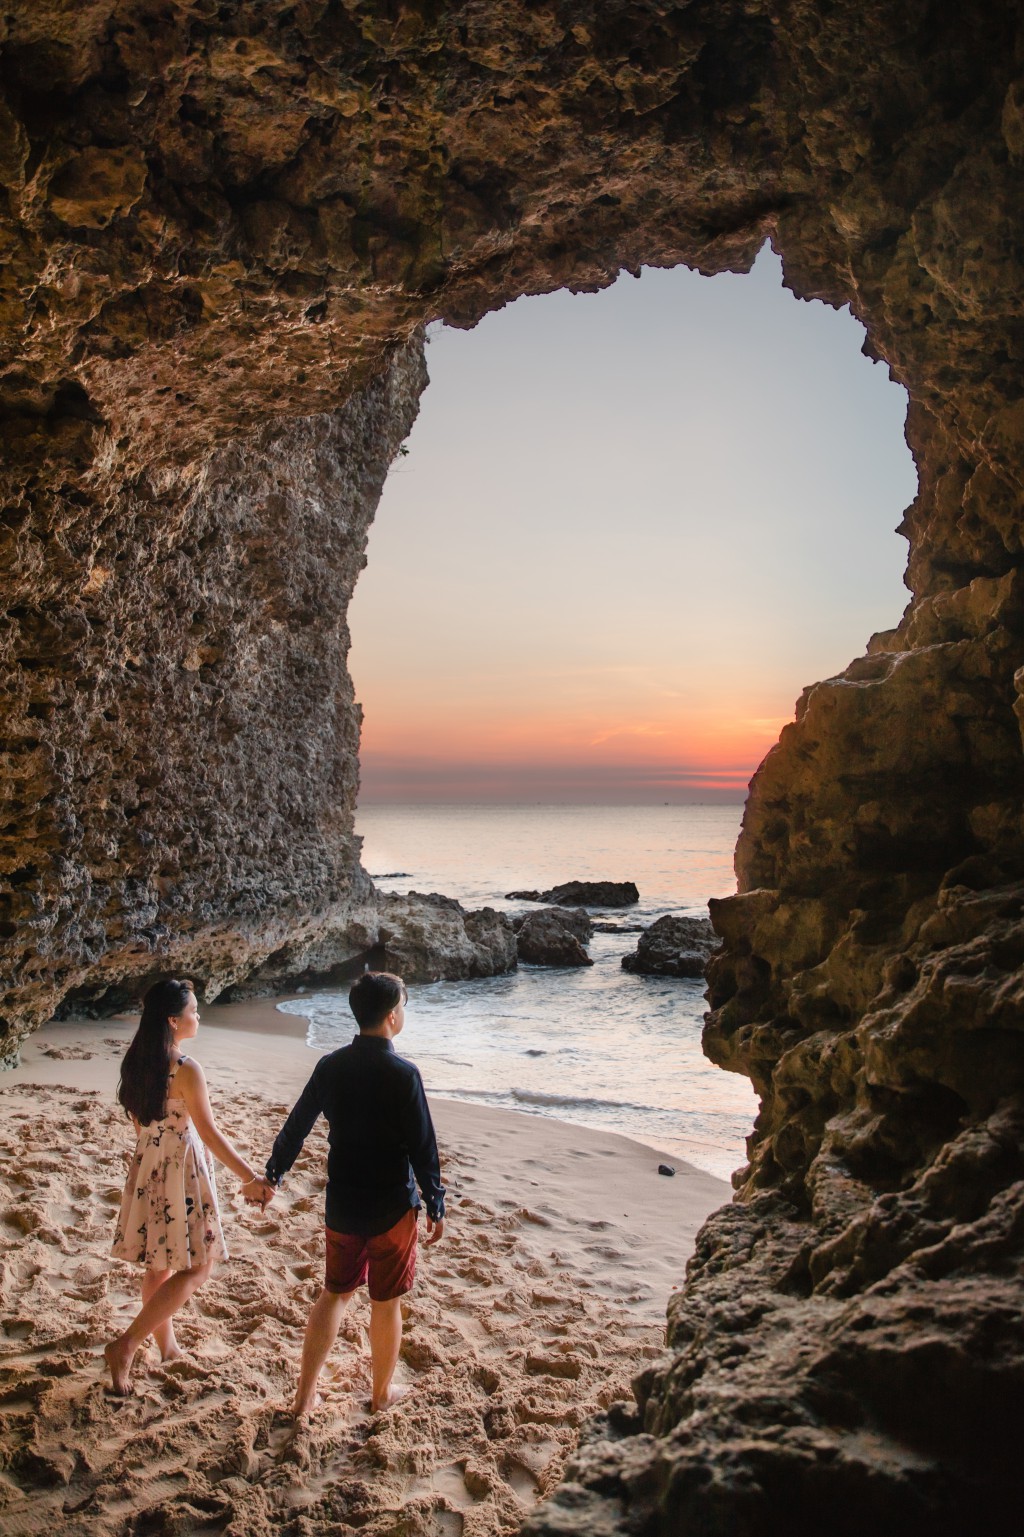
349, 971, 407, 1030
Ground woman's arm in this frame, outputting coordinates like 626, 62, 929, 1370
176, 1059, 259, 1185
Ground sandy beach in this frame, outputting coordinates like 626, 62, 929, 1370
0, 1004, 729, 1537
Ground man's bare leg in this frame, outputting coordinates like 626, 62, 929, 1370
292, 1287, 353, 1418
369, 1297, 405, 1412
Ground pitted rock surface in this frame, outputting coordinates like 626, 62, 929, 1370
515, 906, 593, 967
3, 347, 424, 1049
1, 0, 1023, 1528
621, 912, 718, 977
375, 890, 518, 982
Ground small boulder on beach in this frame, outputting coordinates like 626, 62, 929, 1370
506, 879, 640, 908
514, 907, 593, 967
621, 914, 720, 979
376, 891, 517, 981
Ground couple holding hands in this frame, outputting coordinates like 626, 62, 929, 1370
105, 971, 444, 1417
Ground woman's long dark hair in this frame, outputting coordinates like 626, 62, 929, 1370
117, 978, 194, 1126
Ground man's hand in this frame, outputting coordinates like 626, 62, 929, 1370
241, 1176, 276, 1212
424, 1215, 444, 1246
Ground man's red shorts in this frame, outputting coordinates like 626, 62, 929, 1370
324, 1208, 418, 1301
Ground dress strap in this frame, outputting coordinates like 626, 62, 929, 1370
165, 1055, 189, 1104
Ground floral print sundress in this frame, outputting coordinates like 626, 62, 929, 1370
111, 1055, 229, 1271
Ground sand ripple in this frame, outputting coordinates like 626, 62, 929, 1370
0, 1071, 664, 1537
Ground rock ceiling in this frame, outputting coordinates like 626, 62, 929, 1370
1, 1, 1022, 1528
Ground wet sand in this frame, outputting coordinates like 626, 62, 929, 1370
0, 1006, 729, 1537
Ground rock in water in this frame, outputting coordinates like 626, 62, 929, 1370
621, 914, 720, 978
0, 4, 1022, 1531
515, 907, 594, 967
513, 906, 592, 942
506, 881, 640, 907
376, 893, 516, 983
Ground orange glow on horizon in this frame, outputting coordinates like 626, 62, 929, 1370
355, 704, 791, 802
357, 706, 790, 774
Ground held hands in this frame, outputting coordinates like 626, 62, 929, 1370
241, 1175, 276, 1212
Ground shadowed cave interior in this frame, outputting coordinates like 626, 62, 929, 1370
1, 2, 1023, 1533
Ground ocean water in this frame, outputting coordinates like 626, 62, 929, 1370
278, 804, 759, 1182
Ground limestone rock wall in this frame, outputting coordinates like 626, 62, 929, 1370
1, 345, 425, 1054
1, 0, 1023, 1526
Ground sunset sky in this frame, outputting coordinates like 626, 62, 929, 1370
350, 244, 918, 804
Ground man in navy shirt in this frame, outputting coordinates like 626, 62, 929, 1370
262, 972, 445, 1416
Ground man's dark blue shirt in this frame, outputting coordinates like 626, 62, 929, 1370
265, 1034, 446, 1236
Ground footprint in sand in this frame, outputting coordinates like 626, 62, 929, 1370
416, 1460, 482, 1508
504, 1458, 542, 1503
160, 1356, 212, 1382
583, 1243, 626, 1262
287, 1195, 318, 1214
517, 1207, 555, 1227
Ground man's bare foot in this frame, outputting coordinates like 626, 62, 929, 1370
370, 1383, 409, 1414
160, 1342, 184, 1363
291, 1391, 323, 1420
104, 1338, 136, 1395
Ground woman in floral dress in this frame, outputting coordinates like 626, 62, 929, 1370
106, 978, 271, 1393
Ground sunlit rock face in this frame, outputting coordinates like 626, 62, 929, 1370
1, 351, 426, 1051
1, 0, 1023, 1525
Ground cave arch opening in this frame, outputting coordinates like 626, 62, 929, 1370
329, 242, 919, 1178
352, 243, 917, 808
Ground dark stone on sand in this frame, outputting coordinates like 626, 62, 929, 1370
506, 880, 640, 908
658, 1164, 676, 1177
515, 907, 593, 968
621, 914, 720, 979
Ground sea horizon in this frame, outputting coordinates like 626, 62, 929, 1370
281, 802, 758, 1182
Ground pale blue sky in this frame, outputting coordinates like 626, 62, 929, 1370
350, 244, 918, 802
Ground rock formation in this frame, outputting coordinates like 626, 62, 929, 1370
515, 906, 593, 967
1, 0, 1023, 1527
2, 355, 424, 1052
506, 881, 640, 907
374, 892, 517, 983
621, 912, 718, 977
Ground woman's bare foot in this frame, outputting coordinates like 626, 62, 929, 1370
104, 1338, 136, 1395
370, 1383, 409, 1414
160, 1342, 184, 1363
291, 1390, 323, 1420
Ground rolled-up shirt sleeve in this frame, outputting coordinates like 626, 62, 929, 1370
265, 1063, 324, 1186
403, 1070, 446, 1222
